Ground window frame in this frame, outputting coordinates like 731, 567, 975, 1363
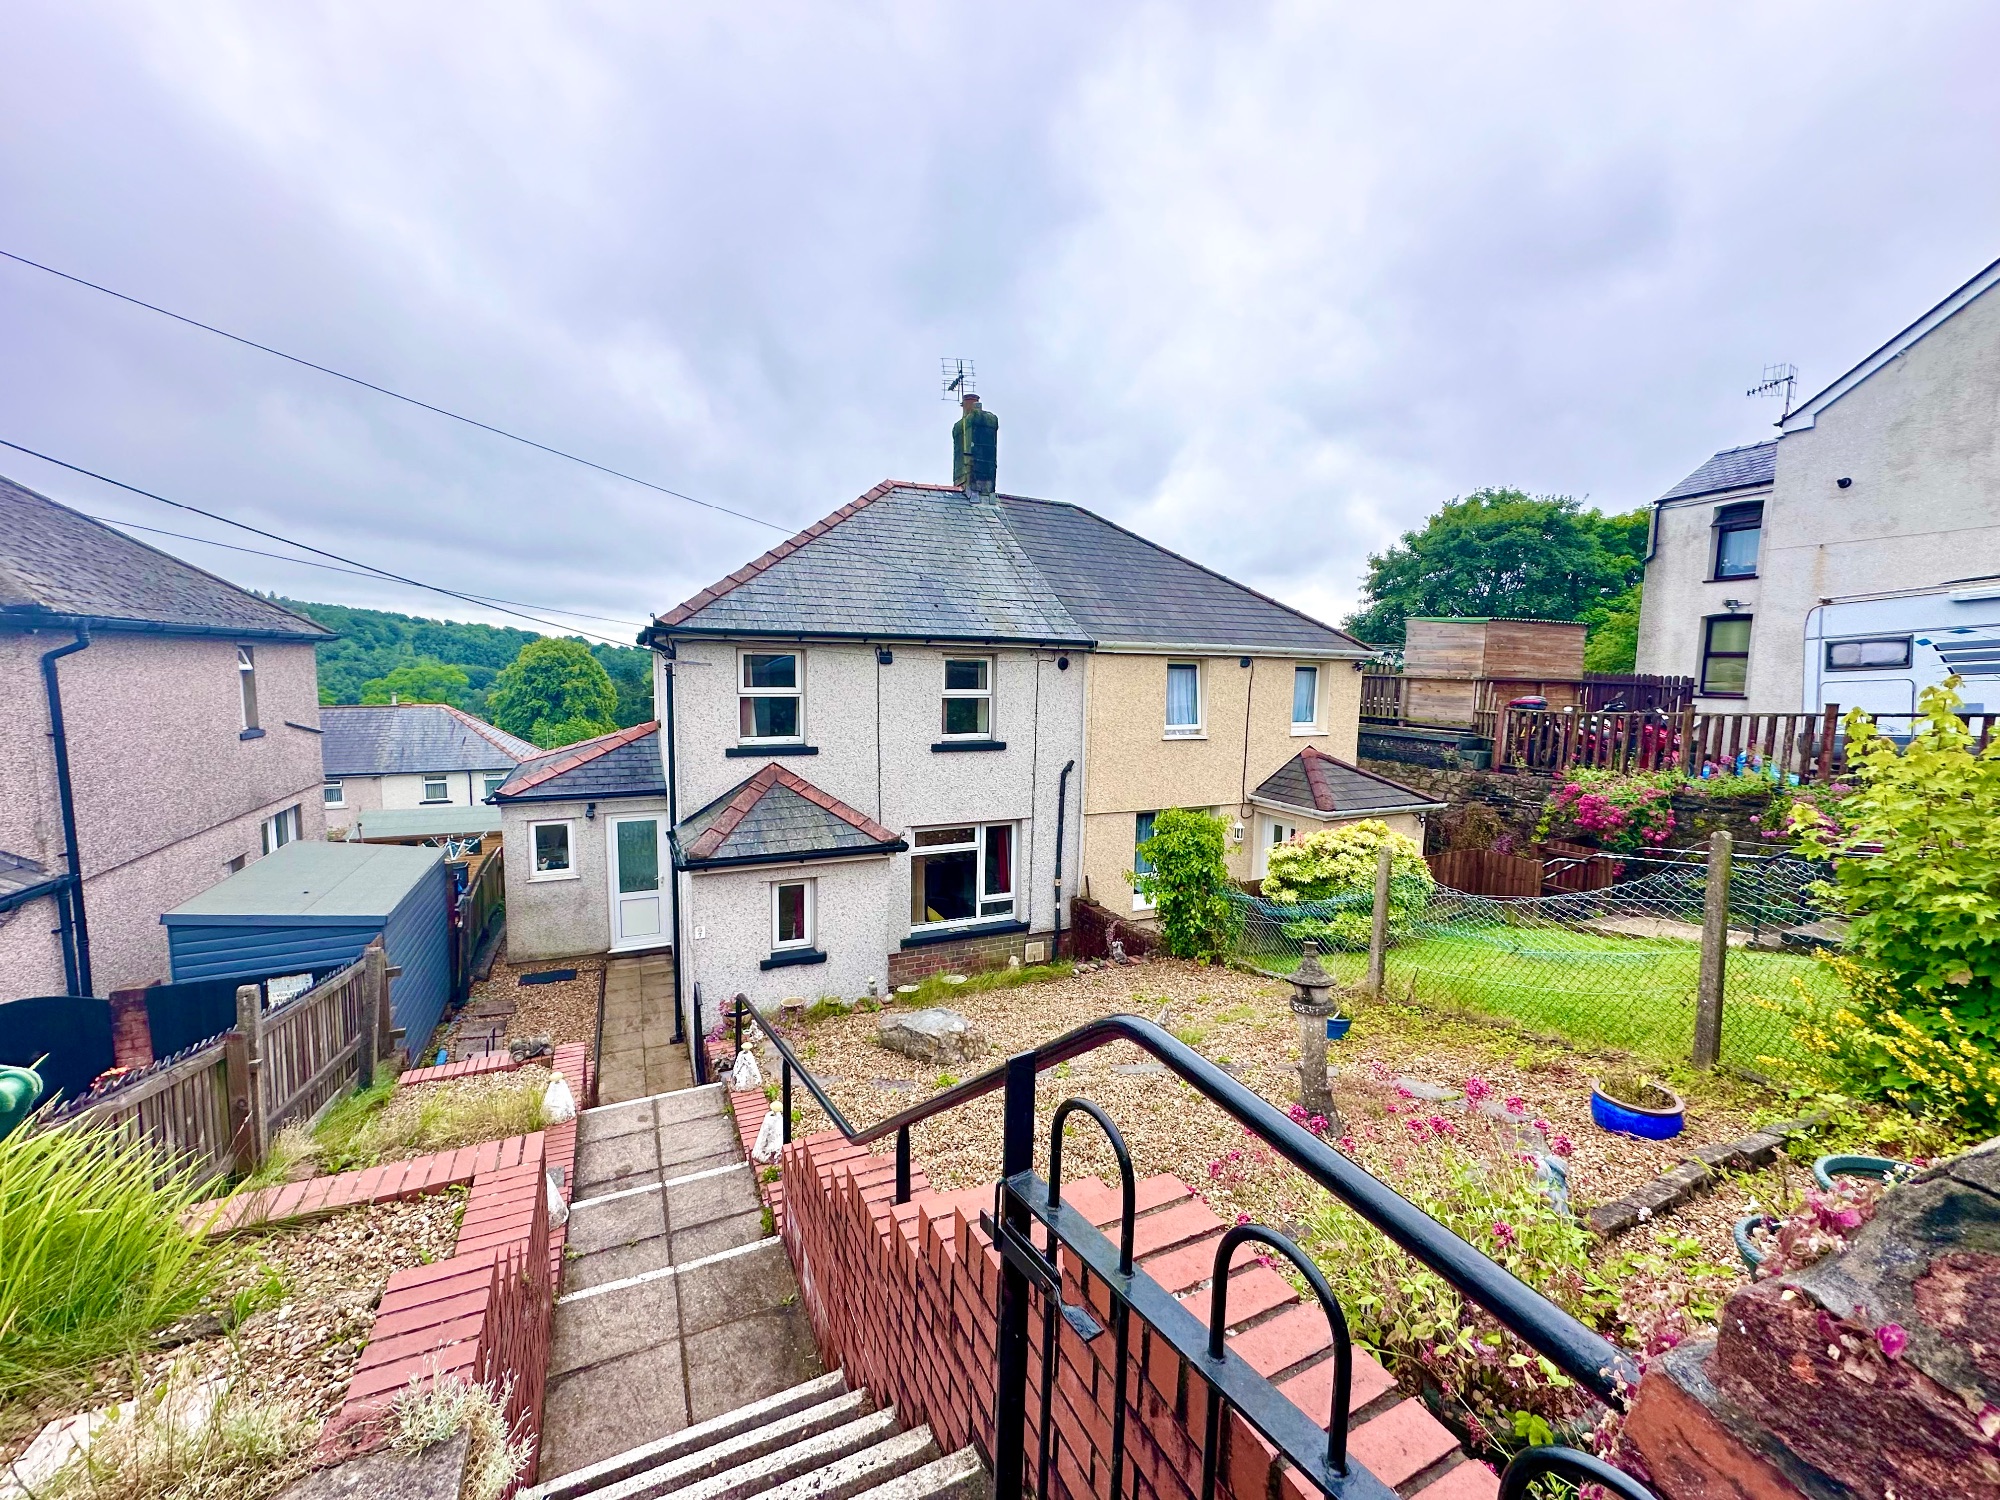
1132, 810, 1159, 912
1700, 614, 1753, 698
1290, 664, 1320, 733
1164, 662, 1204, 738
1825, 637, 1914, 672
528, 819, 578, 881
260, 805, 300, 856
738, 649, 805, 744
908, 820, 1017, 931
237, 645, 260, 731
482, 772, 509, 800
1255, 815, 1302, 879
1710, 501, 1763, 582
771, 879, 816, 952
939, 655, 996, 740
322, 779, 345, 808
420, 773, 451, 804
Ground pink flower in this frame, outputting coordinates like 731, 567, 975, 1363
1504, 1095, 1528, 1115
1463, 1077, 1492, 1102
1875, 1323, 1908, 1360
1307, 1114, 1329, 1137
1549, 1134, 1576, 1158
1235, 1212, 1252, 1226
1532, 1117, 1551, 1134
1396, 1085, 1415, 1099
1208, 1161, 1224, 1179
1383, 1101, 1400, 1115
1406, 1118, 1427, 1137
1492, 1220, 1517, 1247
1427, 1114, 1458, 1137
1336, 1135, 1356, 1153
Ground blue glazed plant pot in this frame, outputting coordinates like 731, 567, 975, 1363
1589, 1079, 1686, 1141
1324, 1016, 1352, 1042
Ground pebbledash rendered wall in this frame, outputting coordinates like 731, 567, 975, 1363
665, 638, 1085, 1015
0, 630, 325, 999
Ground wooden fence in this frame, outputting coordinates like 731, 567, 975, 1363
1499, 705, 1844, 781
45, 940, 394, 1183
1425, 839, 1624, 898
452, 844, 506, 1002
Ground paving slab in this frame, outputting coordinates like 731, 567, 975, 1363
541, 1341, 691, 1478
568, 1188, 669, 1254
682, 1306, 823, 1425
664, 1165, 760, 1229
576, 1131, 660, 1194
656, 1114, 741, 1171
578, 1100, 660, 1145
655, 1085, 727, 1128
563, 1235, 678, 1293
672, 1207, 771, 1264
676, 1239, 797, 1338
550, 1273, 680, 1376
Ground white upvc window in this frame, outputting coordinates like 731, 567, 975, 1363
421, 774, 451, 803
1164, 662, 1203, 737
772, 879, 816, 951
910, 822, 1015, 929
1291, 665, 1320, 732
529, 820, 576, 880
237, 645, 260, 731
940, 657, 994, 738
739, 651, 804, 742
323, 779, 345, 808
261, 805, 300, 855
483, 771, 509, 799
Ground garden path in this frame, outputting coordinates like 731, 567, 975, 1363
599, 953, 692, 1102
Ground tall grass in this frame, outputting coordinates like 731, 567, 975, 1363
248, 1074, 549, 1183
0, 1120, 229, 1397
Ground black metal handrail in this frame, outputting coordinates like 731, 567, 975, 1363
728, 995, 1639, 1404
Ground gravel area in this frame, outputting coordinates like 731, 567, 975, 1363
492, 958, 603, 1049
0, 1191, 465, 1477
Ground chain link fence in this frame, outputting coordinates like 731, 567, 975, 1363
1229, 854, 1844, 1070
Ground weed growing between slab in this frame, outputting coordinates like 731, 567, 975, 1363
391, 1375, 527, 1500
0, 1118, 234, 1400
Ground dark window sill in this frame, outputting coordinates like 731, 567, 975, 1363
1708, 575, 1759, 584
239, 727, 265, 740
901, 918, 1027, 950
931, 739, 1007, 753
419, 799, 452, 805
726, 744, 819, 758
1699, 692, 1748, 700
760, 948, 827, 970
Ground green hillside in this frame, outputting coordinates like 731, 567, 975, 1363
278, 597, 653, 727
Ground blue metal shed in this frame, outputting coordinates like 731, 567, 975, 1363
163, 841, 453, 1058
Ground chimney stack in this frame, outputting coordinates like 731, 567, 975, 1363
952, 393, 998, 495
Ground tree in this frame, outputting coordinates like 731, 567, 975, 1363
488, 638, 619, 748
1580, 583, 1643, 673
1342, 490, 1647, 647
1130, 809, 1241, 959
359, 659, 470, 706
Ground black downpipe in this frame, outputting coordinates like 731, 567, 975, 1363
1051, 758, 1074, 959
40, 628, 92, 995
661, 649, 686, 1046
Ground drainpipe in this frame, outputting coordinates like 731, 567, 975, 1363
1051, 759, 1075, 960
660, 646, 686, 1045
40, 627, 93, 995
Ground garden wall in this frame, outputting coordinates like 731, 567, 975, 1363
1069, 898, 1163, 962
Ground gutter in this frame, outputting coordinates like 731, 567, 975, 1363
670, 839, 908, 874
0, 874, 73, 918
39, 628, 92, 995
2, 607, 332, 643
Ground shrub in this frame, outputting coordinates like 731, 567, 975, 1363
1131, 808, 1241, 959
1261, 820, 1432, 948
0, 1120, 230, 1396
1537, 774, 1674, 853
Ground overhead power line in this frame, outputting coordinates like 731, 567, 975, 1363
0, 246, 792, 534
83, 513, 646, 628
0, 437, 635, 647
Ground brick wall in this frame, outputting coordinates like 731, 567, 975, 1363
888, 928, 1057, 985
776, 1131, 1496, 1500
1069, 899, 1161, 962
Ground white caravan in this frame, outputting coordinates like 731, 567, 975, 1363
1803, 577, 2000, 717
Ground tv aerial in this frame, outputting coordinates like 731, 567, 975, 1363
1747, 362, 1797, 420
941, 358, 976, 400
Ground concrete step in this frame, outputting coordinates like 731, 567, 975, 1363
658, 1409, 905, 1500
523, 1375, 852, 1500
844, 1448, 989, 1500
753, 1426, 941, 1500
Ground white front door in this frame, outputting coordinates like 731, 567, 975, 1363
1255, 816, 1301, 879
608, 814, 668, 950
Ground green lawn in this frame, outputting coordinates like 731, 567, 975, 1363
1242, 925, 1834, 1069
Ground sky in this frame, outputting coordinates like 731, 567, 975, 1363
3, 3, 1998, 644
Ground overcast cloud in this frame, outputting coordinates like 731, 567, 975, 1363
3, 3, 1998, 640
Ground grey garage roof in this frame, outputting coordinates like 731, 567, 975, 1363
1658, 441, 1777, 503
0, 474, 333, 640
672, 763, 904, 869
321, 704, 538, 776
492, 722, 666, 803
1252, 747, 1441, 818
651, 480, 1367, 656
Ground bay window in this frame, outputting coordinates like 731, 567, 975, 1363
910, 822, 1015, 928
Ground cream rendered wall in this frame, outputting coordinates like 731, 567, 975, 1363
1080, 652, 1361, 917
1633, 485, 1768, 705
0, 630, 324, 998
377, 770, 481, 810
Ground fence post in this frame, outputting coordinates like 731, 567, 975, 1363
358, 944, 383, 1090
1365, 843, 1392, 999
234, 983, 268, 1169
1817, 703, 1840, 783
1693, 830, 1731, 1069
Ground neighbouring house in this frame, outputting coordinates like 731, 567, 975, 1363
1245, 746, 1444, 881
0, 474, 333, 1000
1637, 255, 2000, 714
319, 702, 538, 837
489, 722, 669, 962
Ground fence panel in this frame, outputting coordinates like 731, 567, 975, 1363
1425, 848, 1542, 897
260, 947, 379, 1135
453, 846, 507, 1001
1499, 706, 1849, 781
42, 1038, 237, 1187
1360, 674, 1404, 722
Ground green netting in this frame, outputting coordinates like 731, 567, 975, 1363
1230, 857, 1843, 1070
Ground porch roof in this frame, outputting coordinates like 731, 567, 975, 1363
1252, 746, 1441, 819
672, 763, 905, 870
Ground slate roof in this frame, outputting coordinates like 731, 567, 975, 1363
0, 850, 52, 903
321, 704, 539, 777
0, 474, 332, 640
651, 481, 1367, 656
1658, 441, 1777, 503
672, 763, 904, 868
1252, 746, 1442, 818
492, 722, 665, 802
